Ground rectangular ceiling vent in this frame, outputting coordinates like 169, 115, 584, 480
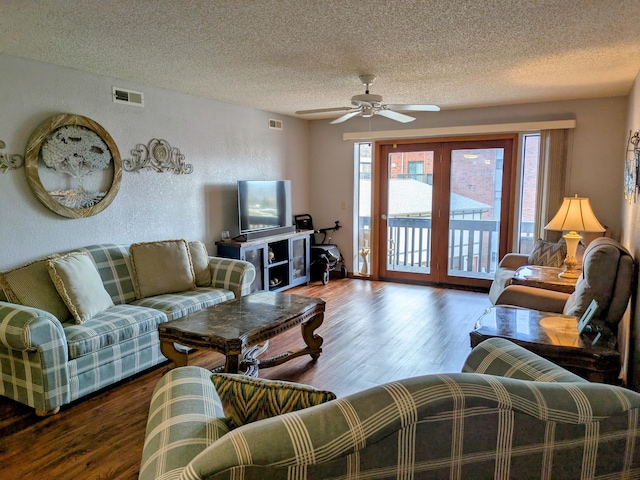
269, 118, 283, 130
112, 87, 144, 107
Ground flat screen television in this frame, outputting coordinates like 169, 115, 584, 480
237, 180, 294, 240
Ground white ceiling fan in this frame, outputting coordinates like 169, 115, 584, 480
296, 75, 440, 124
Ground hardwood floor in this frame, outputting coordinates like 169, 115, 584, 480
0, 278, 491, 479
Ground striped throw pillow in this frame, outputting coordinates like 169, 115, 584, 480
211, 373, 336, 429
527, 239, 567, 268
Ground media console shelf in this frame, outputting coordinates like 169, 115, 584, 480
216, 230, 311, 292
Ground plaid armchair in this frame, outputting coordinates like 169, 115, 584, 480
139, 337, 640, 479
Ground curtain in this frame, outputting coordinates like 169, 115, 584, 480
534, 129, 570, 242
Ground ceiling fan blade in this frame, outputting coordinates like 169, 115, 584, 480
296, 106, 353, 115
376, 110, 416, 123
330, 111, 361, 124
385, 104, 440, 112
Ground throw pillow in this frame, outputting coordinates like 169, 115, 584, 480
129, 239, 196, 299
527, 239, 567, 268
0, 256, 72, 321
211, 373, 337, 429
47, 252, 115, 324
188, 241, 212, 287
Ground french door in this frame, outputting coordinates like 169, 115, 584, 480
374, 136, 516, 289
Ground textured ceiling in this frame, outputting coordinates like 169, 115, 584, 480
1, 0, 640, 120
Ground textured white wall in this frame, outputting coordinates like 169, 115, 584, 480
307, 97, 628, 271
622, 71, 640, 390
0, 54, 309, 269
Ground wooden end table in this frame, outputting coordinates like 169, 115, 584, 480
470, 305, 620, 384
158, 291, 325, 376
509, 265, 578, 294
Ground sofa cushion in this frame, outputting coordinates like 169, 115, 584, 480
189, 241, 212, 287
131, 287, 234, 321
47, 252, 115, 324
0, 256, 72, 322
130, 239, 196, 299
77, 244, 136, 305
64, 304, 168, 359
211, 373, 336, 429
527, 239, 566, 268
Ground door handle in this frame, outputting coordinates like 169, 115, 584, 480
381, 214, 387, 220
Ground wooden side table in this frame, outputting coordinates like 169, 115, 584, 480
509, 265, 578, 294
470, 305, 620, 384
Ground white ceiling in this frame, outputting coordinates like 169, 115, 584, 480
2, 0, 640, 120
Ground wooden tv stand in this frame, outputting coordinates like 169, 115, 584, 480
216, 230, 312, 292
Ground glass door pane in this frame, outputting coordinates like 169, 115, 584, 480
356, 143, 372, 276
448, 148, 503, 279
290, 236, 309, 285
243, 245, 266, 292
386, 149, 435, 275
518, 134, 540, 254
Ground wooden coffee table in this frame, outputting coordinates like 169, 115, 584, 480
158, 291, 325, 375
470, 305, 620, 384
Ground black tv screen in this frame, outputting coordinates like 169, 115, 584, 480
238, 180, 293, 235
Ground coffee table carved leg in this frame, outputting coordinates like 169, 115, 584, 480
302, 311, 324, 360
160, 341, 189, 369
224, 352, 241, 374
256, 311, 325, 370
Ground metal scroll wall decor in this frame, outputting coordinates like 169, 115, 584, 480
0, 140, 24, 173
625, 130, 640, 204
24, 114, 122, 218
123, 138, 193, 174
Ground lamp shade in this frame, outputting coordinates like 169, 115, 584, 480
544, 196, 605, 233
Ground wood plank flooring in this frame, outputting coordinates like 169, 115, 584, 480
0, 278, 491, 479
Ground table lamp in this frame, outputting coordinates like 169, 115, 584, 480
544, 195, 605, 279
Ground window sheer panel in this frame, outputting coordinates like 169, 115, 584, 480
536, 129, 569, 242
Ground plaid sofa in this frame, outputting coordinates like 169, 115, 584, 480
140, 337, 640, 480
0, 243, 255, 415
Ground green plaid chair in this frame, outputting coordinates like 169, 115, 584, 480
139, 337, 640, 479
0, 243, 255, 415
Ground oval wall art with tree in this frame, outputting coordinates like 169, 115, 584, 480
25, 114, 122, 218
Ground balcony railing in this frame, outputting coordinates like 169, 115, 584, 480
358, 217, 534, 278
395, 173, 432, 184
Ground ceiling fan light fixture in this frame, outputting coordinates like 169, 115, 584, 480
362, 107, 375, 118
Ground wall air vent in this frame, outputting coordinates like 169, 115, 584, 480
269, 118, 283, 130
112, 87, 144, 107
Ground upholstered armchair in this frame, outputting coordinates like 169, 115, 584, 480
493, 237, 634, 333
488, 237, 570, 304
139, 338, 640, 479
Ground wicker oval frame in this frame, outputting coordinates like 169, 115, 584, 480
25, 114, 122, 218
